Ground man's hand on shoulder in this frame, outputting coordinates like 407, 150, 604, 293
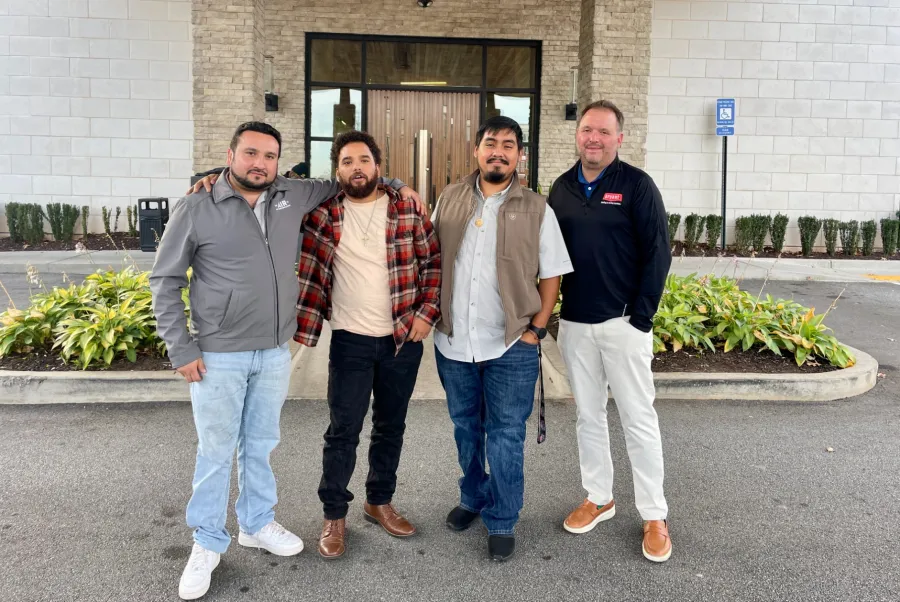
397, 186, 427, 217
186, 173, 219, 195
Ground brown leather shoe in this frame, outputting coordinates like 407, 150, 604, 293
318, 518, 346, 559
363, 502, 416, 538
642, 519, 672, 562
563, 499, 616, 534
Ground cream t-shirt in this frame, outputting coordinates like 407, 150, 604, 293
330, 194, 394, 337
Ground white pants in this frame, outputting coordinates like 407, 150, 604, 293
558, 317, 668, 520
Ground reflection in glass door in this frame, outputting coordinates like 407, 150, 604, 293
367, 90, 480, 209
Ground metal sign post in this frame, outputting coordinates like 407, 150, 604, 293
716, 98, 735, 250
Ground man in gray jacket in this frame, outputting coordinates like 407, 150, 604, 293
150, 121, 416, 600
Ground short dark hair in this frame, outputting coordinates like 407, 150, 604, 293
331, 130, 382, 167
230, 121, 282, 157
475, 116, 524, 150
578, 100, 625, 133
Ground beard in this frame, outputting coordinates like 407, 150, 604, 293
231, 169, 273, 191
340, 173, 379, 199
482, 158, 512, 184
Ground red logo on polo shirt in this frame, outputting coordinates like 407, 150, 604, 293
602, 193, 623, 204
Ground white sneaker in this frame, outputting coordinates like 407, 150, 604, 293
238, 520, 304, 556
178, 543, 220, 600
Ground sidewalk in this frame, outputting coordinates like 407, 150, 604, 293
2, 250, 900, 282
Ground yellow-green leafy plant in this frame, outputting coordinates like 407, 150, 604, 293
53, 291, 164, 368
1, 267, 172, 369
0, 283, 94, 355
653, 274, 854, 368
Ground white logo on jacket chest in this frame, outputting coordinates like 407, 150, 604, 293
275, 199, 290, 210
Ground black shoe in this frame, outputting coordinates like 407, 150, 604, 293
446, 506, 480, 531
488, 535, 515, 561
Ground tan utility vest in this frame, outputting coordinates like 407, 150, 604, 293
433, 172, 546, 346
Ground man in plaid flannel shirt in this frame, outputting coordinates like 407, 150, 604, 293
294, 131, 441, 560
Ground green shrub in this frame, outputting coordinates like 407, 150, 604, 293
771, 213, 789, 254
798, 216, 821, 257
114, 206, 121, 233
667, 213, 681, 244
683, 213, 706, 251
823, 219, 839, 257
101, 206, 111, 235
47, 203, 63, 242
5, 202, 23, 243
654, 274, 854, 368
126, 206, 138, 237
705, 214, 723, 250
861, 220, 877, 256
46, 203, 80, 243
734, 216, 753, 255
880, 219, 898, 256
749, 214, 772, 252
19, 203, 46, 246
81, 205, 90, 239
839, 220, 859, 256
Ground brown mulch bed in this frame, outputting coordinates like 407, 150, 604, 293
650, 348, 838, 374
0, 349, 171, 372
0, 233, 141, 252
672, 241, 898, 261
546, 314, 840, 375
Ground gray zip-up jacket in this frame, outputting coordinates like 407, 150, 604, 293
150, 170, 404, 368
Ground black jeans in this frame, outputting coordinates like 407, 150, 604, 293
319, 329, 424, 520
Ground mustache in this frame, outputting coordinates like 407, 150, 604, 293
487, 158, 509, 165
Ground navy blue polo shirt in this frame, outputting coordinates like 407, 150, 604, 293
578, 165, 606, 197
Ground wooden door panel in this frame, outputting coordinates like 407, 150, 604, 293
368, 90, 479, 206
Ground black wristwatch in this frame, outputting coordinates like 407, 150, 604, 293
527, 323, 547, 340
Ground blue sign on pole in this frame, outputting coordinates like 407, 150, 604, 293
716, 98, 735, 137
716, 98, 735, 126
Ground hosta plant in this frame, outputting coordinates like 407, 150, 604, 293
1, 267, 171, 369
653, 274, 854, 368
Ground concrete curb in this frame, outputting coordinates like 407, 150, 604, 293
0, 341, 306, 405
0, 250, 155, 274
543, 338, 878, 402
2, 251, 900, 279
1, 332, 877, 404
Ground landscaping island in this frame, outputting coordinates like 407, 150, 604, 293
2, 268, 855, 375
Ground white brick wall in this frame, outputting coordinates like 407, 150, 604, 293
0, 0, 192, 236
650, 0, 900, 249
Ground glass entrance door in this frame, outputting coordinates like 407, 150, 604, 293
367, 90, 480, 209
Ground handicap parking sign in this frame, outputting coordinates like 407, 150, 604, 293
716, 98, 735, 126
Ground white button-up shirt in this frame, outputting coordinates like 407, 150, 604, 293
433, 178, 573, 363
251, 190, 268, 237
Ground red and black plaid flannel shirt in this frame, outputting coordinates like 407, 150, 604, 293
294, 185, 441, 352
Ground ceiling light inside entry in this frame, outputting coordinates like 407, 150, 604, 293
417, 0, 433, 6
400, 82, 446, 86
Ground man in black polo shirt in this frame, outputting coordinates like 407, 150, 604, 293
548, 100, 673, 563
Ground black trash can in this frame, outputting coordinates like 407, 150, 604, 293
138, 197, 169, 252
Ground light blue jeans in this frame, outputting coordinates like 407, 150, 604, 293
186, 343, 292, 553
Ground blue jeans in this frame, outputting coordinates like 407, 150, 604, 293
186, 343, 292, 553
435, 340, 540, 535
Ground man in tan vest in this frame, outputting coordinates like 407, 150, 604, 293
431, 116, 572, 561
